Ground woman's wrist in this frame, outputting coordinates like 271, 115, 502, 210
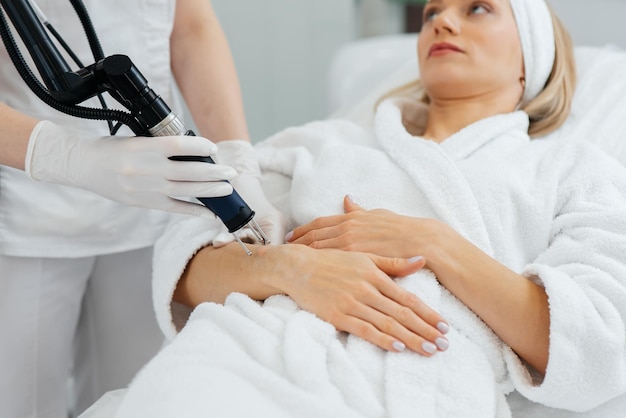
174, 242, 285, 307
414, 220, 455, 277
418, 219, 487, 295
257, 243, 311, 295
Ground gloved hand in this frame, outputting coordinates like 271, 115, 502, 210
25, 120, 238, 217
212, 140, 287, 247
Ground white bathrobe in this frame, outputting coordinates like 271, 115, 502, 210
116, 99, 626, 418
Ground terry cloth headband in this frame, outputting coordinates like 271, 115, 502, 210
509, 0, 555, 104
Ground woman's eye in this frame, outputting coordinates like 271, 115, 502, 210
469, 4, 489, 14
423, 8, 439, 21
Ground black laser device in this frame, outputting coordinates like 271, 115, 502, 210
0, 0, 268, 254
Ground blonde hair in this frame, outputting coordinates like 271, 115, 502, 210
376, 6, 576, 138
522, 8, 576, 137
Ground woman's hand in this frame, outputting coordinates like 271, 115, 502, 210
285, 197, 552, 372
270, 244, 450, 356
287, 195, 441, 259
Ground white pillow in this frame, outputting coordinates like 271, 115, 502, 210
547, 46, 626, 166
331, 40, 626, 167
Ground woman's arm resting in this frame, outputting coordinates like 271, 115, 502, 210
173, 242, 450, 356
427, 229, 550, 374
289, 195, 550, 373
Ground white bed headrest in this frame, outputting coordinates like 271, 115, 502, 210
548, 46, 626, 163
331, 41, 626, 166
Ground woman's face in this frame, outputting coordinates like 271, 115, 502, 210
417, 0, 524, 102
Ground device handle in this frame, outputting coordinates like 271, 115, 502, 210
169, 132, 255, 233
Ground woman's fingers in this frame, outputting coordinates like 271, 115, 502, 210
287, 196, 414, 258
370, 254, 426, 277
371, 287, 449, 353
343, 194, 363, 212
338, 316, 409, 353
371, 255, 450, 349
373, 258, 450, 332
334, 297, 448, 355
287, 214, 346, 243
287, 195, 362, 243
284, 247, 450, 356
328, 261, 449, 356
355, 300, 448, 356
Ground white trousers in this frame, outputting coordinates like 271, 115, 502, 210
0, 247, 164, 418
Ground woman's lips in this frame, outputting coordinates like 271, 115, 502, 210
428, 42, 464, 57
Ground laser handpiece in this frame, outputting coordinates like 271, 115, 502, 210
99, 54, 270, 254
0, 0, 269, 255
148, 113, 270, 255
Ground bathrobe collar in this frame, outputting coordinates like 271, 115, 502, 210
386, 98, 531, 160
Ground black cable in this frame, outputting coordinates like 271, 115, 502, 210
68, 0, 104, 61
0, 4, 147, 135
111, 121, 124, 135
44, 20, 114, 134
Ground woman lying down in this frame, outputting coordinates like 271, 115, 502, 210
116, 0, 626, 417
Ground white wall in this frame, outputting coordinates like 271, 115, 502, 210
212, 0, 356, 142
354, 0, 404, 38
547, 0, 626, 49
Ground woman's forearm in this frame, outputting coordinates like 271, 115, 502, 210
425, 225, 550, 374
173, 242, 283, 307
172, 241, 450, 356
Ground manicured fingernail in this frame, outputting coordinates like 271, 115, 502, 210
284, 231, 293, 242
408, 256, 424, 264
392, 341, 406, 352
422, 341, 437, 354
435, 337, 449, 351
347, 194, 362, 206
437, 322, 450, 334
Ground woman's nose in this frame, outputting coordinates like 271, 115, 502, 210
432, 10, 460, 35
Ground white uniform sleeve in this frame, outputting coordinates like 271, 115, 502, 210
507, 146, 626, 411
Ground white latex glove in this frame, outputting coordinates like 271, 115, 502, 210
212, 140, 287, 247
25, 120, 238, 217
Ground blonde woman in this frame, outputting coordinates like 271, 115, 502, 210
118, 1, 626, 416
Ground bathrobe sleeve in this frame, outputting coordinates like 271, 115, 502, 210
152, 214, 224, 341
506, 144, 626, 411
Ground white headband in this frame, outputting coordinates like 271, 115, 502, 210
509, 0, 555, 104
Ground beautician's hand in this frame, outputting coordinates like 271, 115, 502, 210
212, 140, 287, 246
25, 120, 237, 217
273, 245, 449, 355
287, 195, 436, 258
